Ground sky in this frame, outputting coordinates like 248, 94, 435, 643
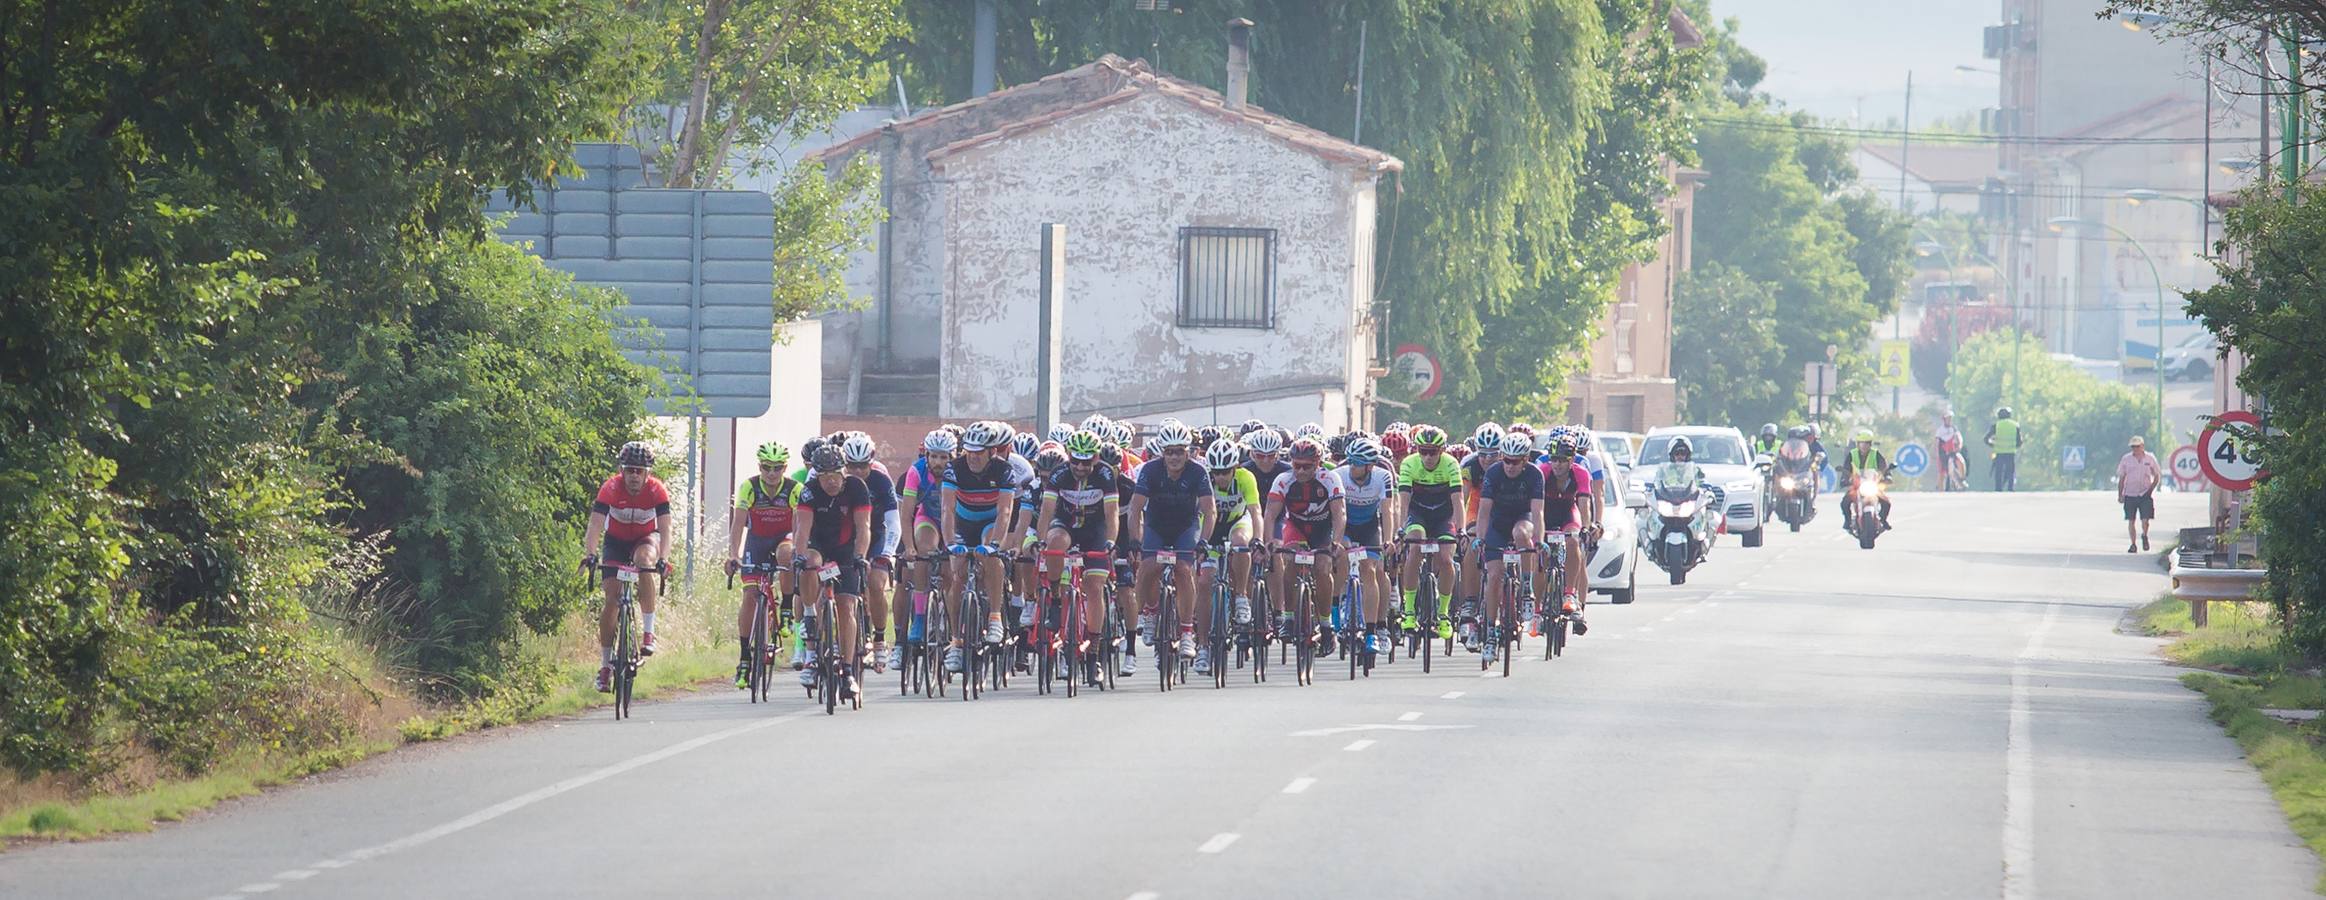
1708, 0, 2004, 127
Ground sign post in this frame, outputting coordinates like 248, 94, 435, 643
2060, 445, 2087, 474
1803, 362, 1838, 427
1392, 343, 1443, 402
1878, 339, 1912, 388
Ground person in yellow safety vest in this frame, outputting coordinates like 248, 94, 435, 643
1985, 407, 2023, 492
1838, 429, 1894, 531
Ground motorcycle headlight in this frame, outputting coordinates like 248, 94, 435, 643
1777, 476, 1797, 490
1655, 500, 1681, 517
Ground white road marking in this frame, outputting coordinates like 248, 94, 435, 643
1344, 739, 1376, 752
321, 709, 817, 877
2004, 603, 2059, 900
1637, 626, 1655, 633
1440, 691, 1465, 699
308, 860, 349, 870
1660, 614, 1678, 622
1681, 607, 1701, 615
1708, 601, 1720, 607
1398, 711, 1423, 722
1127, 892, 1161, 900
1197, 833, 1241, 854
1291, 723, 1470, 737
271, 870, 317, 881
1282, 777, 1317, 794
234, 886, 280, 895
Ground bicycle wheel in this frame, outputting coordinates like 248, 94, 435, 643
1210, 584, 1230, 689
748, 589, 770, 704
1418, 570, 1436, 674
820, 599, 839, 715
1500, 584, 1517, 679
614, 594, 635, 720
1100, 589, 1121, 692
1294, 578, 1314, 686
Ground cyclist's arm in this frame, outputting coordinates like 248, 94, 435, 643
939, 485, 959, 546
1124, 493, 1148, 544
851, 505, 872, 561
1034, 494, 1062, 540
654, 511, 674, 542
1473, 496, 1495, 535
728, 483, 752, 561
1197, 491, 1217, 541
1529, 498, 1546, 545
1327, 496, 1346, 548
992, 489, 1017, 547
791, 502, 816, 564
583, 509, 608, 559
1102, 493, 1121, 546
1261, 496, 1285, 548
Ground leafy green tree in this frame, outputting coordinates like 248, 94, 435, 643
1944, 330, 2151, 491
1671, 264, 1789, 426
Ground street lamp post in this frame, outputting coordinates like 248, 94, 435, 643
2049, 216, 2168, 446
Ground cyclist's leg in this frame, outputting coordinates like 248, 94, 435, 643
1564, 531, 1586, 602
597, 536, 630, 664
909, 520, 940, 632
1228, 517, 1254, 619
1166, 524, 1199, 634
1134, 526, 1162, 638
831, 555, 864, 684
798, 546, 827, 673
633, 533, 663, 641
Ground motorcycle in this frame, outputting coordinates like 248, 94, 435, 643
1768, 439, 1819, 532
1646, 481, 1715, 584
1842, 473, 1889, 550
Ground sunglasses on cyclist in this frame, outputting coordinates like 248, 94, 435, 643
1292, 462, 1318, 472
1163, 447, 1187, 456
621, 465, 649, 475
1070, 458, 1095, 467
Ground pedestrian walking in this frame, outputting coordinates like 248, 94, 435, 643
1986, 407, 2022, 491
2117, 436, 2161, 553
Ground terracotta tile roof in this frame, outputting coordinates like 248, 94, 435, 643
811, 53, 1401, 175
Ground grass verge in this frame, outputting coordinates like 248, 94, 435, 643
2132, 596, 2285, 674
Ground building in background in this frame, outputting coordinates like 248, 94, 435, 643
1853, 142, 1995, 216
1566, 159, 1700, 434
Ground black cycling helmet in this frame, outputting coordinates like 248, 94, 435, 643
810, 446, 845, 473
617, 441, 654, 468
1326, 432, 1352, 463
1098, 444, 1123, 468
1996, 407, 2013, 419
799, 437, 829, 465
1238, 419, 1268, 437
1034, 446, 1068, 475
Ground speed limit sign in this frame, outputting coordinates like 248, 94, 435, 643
2198, 410, 2264, 491
2168, 444, 2204, 489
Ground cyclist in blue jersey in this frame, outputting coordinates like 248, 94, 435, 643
1334, 437, 1398, 656
941, 421, 1019, 671
1125, 422, 1216, 668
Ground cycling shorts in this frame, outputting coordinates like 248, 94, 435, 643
802, 549, 865, 595
598, 533, 663, 577
1544, 504, 1581, 536
1402, 505, 1456, 540
1208, 510, 1251, 546
741, 534, 788, 569
1049, 518, 1112, 556
1280, 518, 1334, 550
1141, 521, 1201, 556
952, 517, 996, 548
1344, 519, 1383, 550
1479, 517, 1532, 552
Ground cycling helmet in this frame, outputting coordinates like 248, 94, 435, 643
1011, 432, 1039, 459
1155, 421, 1193, 448
1198, 424, 1228, 447
1508, 422, 1534, 438
617, 441, 655, 468
1287, 438, 1325, 463
1787, 425, 1813, 440
1098, 444, 1122, 468
1326, 432, 1352, 462
755, 441, 790, 467
1471, 423, 1505, 454
1533, 430, 1559, 454
1498, 432, 1533, 457
922, 429, 959, 454
1548, 436, 1577, 459
840, 433, 877, 464
1996, 406, 2013, 419
810, 445, 845, 473
961, 421, 1003, 451
1854, 428, 1876, 442
1448, 443, 1472, 461
942, 422, 966, 439
1243, 429, 1284, 455
1238, 419, 1269, 437
1296, 422, 1325, 439
1063, 430, 1102, 460
1760, 423, 1780, 439
1107, 422, 1134, 446
1206, 440, 1243, 471
1081, 413, 1112, 433
1047, 422, 1076, 444
1344, 438, 1381, 467
1034, 446, 1068, 475
1668, 436, 1694, 458
1410, 425, 1449, 449
1379, 429, 1411, 458
1385, 421, 1411, 434
799, 437, 828, 465
992, 421, 1018, 449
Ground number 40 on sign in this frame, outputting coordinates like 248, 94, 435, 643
2197, 410, 2265, 491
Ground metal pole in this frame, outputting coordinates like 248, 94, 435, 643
971, 0, 997, 97
1035, 224, 1066, 436
1898, 71, 1913, 213
1352, 21, 1368, 145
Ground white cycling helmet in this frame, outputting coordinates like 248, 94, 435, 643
1295, 422, 1325, 439
1081, 413, 1112, 433
1472, 423, 1505, 453
1499, 432, 1534, 457
1205, 440, 1243, 470
922, 429, 958, 454
1243, 429, 1284, 455
1011, 432, 1039, 459
961, 421, 1004, 451
1107, 421, 1133, 446
1046, 422, 1075, 444
1156, 421, 1193, 448
841, 433, 878, 464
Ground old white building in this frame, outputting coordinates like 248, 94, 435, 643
810, 44, 1400, 429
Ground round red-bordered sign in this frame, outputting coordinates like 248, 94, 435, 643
2197, 410, 2264, 491
1391, 343, 1442, 402
2168, 444, 2204, 489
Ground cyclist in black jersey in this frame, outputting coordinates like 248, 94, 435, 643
1027, 432, 1119, 658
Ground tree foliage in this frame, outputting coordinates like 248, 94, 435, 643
894, 0, 1711, 423
1944, 331, 2152, 491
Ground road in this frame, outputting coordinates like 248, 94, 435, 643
3, 492, 2314, 899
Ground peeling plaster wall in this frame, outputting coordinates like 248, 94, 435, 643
929, 92, 1373, 421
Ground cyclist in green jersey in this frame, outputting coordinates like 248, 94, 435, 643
1204, 440, 1262, 624
1396, 425, 1465, 639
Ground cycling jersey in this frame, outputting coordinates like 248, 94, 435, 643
1245, 459, 1290, 497
943, 455, 1016, 522
1543, 461, 1591, 529
856, 465, 900, 558
797, 474, 871, 552
1478, 461, 1544, 532
594, 476, 671, 542
1134, 457, 1211, 535
901, 457, 945, 523
1579, 454, 1605, 495
1269, 471, 1344, 523
1043, 465, 1119, 530
733, 475, 800, 539
1398, 453, 1463, 510
1335, 463, 1396, 525
1208, 467, 1261, 525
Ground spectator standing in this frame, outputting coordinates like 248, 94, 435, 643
2117, 436, 2162, 553
1986, 407, 2023, 491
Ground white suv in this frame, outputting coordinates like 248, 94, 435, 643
1637, 426, 1771, 548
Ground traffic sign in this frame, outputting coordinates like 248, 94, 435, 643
1877, 339, 1912, 388
2060, 445, 2086, 473
2169, 444, 2205, 490
1895, 442, 1930, 478
1392, 343, 1442, 402
1803, 362, 1837, 398
2199, 410, 2264, 490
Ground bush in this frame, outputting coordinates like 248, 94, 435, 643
1944, 330, 2156, 490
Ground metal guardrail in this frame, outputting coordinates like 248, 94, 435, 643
2169, 525, 2265, 627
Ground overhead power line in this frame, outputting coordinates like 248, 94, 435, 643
1700, 115, 2227, 147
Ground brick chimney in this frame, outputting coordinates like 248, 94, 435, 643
1225, 18, 1253, 111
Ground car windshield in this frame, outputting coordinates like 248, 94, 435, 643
1637, 434, 1747, 466
2176, 331, 2215, 351
1597, 436, 1633, 462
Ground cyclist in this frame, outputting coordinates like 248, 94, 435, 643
1336, 436, 1398, 658
1396, 425, 1464, 641
582, 441, 673, 693
895, 430, 955, 670
1098, 440, 1142, 676
791, 446, 874, 699
1263, 438, 1347, 653
1541, 434, 1594, 634
1242, 428, 1292, 496
1457, 422, 1505, 630
940, 421, 1019, 673
838, 433, 899, 671
1204, 439, 1261, 628
1472, 431, 1546, 663
1126, 422, 1217, 674
725, 441, 800, 688
1028, 431, 1119, 680
1935, 411, 1966, 491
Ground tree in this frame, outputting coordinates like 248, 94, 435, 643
1672, 264, 1788, 426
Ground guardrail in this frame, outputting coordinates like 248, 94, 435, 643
2169, 526, 2265, 627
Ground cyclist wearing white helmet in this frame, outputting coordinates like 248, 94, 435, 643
1126, 421, 1216, 667
1241, 428, 1291, 501
941, 421, 1020, 670
1336, 438, 1399, 660
1456, 422, 1505, 614
834, 433, 901, 672
1471, 431, 1548, 662
899, 429, 958, 661
1204, 439, 1261, 636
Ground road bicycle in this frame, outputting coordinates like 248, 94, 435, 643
584, 559, 662, 721
728, 561, 792, 704
1201, 542, 1250, 689
1484, 545, 1535, 678
1276, 546, 1323, 686
1399, 535, 1451, 674
1153, 548, 1189, 692
1340, 545, 1375, 680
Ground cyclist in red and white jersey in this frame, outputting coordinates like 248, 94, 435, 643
1263, 438, 1346, 651
581, 442, 673, 692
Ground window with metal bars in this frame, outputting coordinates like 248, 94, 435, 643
1177, 226, 1276, 329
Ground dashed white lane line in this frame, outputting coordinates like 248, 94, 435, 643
1440, 691, 1465, 699
1197, 833, 1241, 854
1282, 777, 1317, 794
1660, 614, 1678, 622
1637, 626, 1655, 633
270, 870, 317, 881
1681, 606, 1702, 615
234, 885, 280, 895
1127, 892, 1161, 900
309, 860, 350, 870
1398, 711, 1423, 722
1344, 739, 1376, 752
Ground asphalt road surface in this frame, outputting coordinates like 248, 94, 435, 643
4, 491, 2314, 899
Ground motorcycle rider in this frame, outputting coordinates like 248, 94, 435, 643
1751, 423, 1783, 458
1838, 429, 1895, 531
1986, 407, 2022, 492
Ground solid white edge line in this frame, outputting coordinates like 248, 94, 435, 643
1344, 739, 1376, 752
270, 870, 317, 881
2004, 603, 2058, 900
1283, 777, 1317, 794
233, 886, 280, 895
1197, 833, 1241, 854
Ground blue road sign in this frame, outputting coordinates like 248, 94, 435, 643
1895, 442, 1930, 478
2061, 445, 2087, 473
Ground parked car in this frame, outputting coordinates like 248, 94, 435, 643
1595, 431, 1640, 472
1587, 463, 1640, 604
2160, 331, 2218, 382
1637, 426, 1770, 548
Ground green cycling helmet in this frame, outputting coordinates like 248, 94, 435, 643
755, 441, 790, 466
1063, 429, 1102, 460
1410, 424, 1449, 449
